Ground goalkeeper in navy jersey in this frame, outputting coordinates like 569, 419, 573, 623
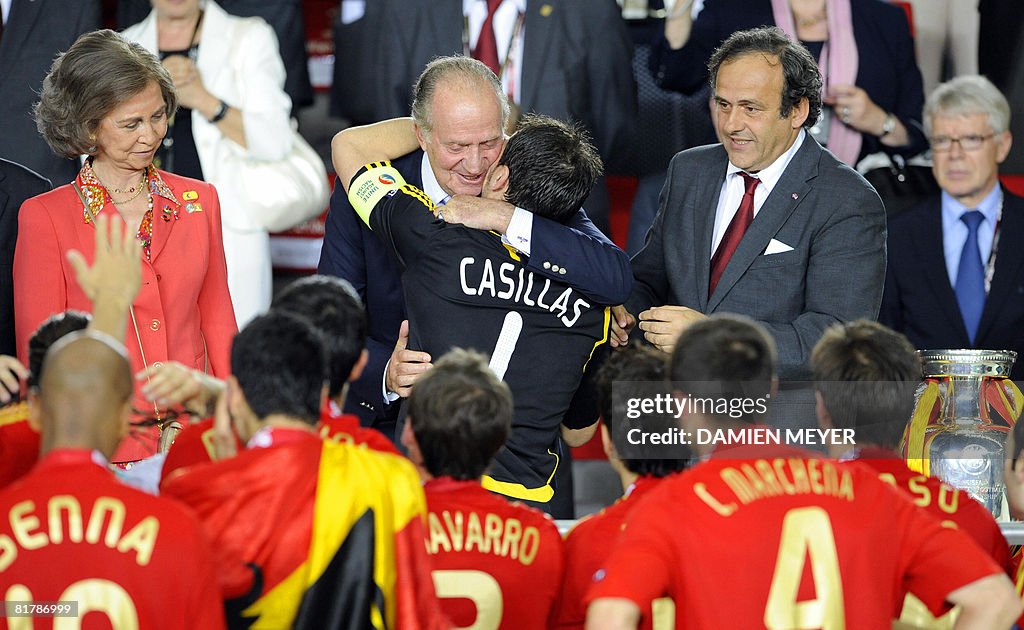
336, 114, 610, 515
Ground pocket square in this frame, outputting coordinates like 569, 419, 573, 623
764, 239, 794, 255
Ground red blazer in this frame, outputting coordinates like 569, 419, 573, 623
13, 169, 237, 461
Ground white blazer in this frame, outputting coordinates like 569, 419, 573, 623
123, 0, 293, 326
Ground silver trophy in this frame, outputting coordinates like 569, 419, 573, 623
911, 349, 1018, 519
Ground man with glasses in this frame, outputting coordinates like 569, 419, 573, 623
881, 75, 1024, 378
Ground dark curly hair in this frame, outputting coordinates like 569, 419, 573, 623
708, 26, 822, 131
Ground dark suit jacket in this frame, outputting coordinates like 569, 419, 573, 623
628, 136, 887, 380
650, 0, 927, 162
880, 189, 1024, 379
319, 150, 632, 426
0, 159, 49, 357
0, 0, 99, 186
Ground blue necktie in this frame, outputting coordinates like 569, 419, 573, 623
955, 210, 986, 344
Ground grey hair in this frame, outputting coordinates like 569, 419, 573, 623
410, 55, 510, 135
923, 75, 1010, 136
35, 29, 178, 158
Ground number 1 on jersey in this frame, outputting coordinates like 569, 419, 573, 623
489, 312, 523, 381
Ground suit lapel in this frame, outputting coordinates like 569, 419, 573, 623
977, 190, 1024, 342
694, 151, 728, 310
519, 1, 557, 110
914, 203, 971, 343
0, 0, 45, 82
707, 139, 815, 312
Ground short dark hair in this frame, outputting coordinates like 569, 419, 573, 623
811, 320, 920, 449
708, 26, 822, 131
230, 312, 327, 425
499, 114, 603, 224
408, 348, 513, 480
271, 275, 367, 399
28, 311, 91, 390
596, 344, 690, 477
669, 315, 776, 424
35, 29, 177, 158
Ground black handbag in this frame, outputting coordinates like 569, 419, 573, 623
862, 154, 940, 217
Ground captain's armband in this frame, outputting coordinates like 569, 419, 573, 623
348, 162, 406, 226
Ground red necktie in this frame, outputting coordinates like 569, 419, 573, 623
473, 0, 503, 76
709, 173, 760, 296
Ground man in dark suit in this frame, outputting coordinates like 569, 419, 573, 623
882, 75, 1024, 379
328, 0, 636, 236
0, 0, 99, 186
0, 159, 50, 357
319, 55, 631, 431
619, 27, 886, 382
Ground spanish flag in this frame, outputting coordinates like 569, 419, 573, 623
163, 434, 447, 629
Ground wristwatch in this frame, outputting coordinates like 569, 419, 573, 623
208, 100, 229, 124
880, 113, 896, 138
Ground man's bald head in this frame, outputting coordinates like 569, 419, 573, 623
36, 331, 133, 458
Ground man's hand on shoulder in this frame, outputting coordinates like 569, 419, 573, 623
638, 305, 707, 354
440, 196, 514, 233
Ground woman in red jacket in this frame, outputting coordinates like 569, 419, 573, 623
14, 30, 237, 463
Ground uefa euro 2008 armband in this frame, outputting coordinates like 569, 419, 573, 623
349, 163, 406, 225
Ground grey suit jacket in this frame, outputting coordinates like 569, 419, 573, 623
628, 136, 886, 379
0, 0, 99, 186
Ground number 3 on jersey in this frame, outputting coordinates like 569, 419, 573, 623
764, 507, 845, 629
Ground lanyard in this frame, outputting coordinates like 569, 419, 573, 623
984, 197, 1002, 294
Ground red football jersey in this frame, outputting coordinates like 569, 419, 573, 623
424, 477, 564, 629
161, 407, 397, 484
162, 428, 446, 629
852, 447, 1012, 571
0, 449, 224, 630
555, 475, 671, 630
0, 403, 40, 489
318, 405, 401, 456
586, 444, 1004, 628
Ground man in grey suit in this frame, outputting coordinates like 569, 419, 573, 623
618, 26, 886, 381
0, 0, 99, 186
329, 0, 636, 236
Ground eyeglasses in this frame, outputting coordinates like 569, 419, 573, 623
930, 133, 996, 152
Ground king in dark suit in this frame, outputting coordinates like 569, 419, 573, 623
882, 75, 1024, 379
329, 0, 637, 235
623, 27, 886, 381
319, 56, 631, 430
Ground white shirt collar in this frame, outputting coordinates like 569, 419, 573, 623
420, 153, 450, 204
726, 129, 806, 193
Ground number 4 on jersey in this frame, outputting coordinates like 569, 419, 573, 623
764, 507, 845, 629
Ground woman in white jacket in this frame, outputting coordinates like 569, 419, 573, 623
123, 0, 293, 326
